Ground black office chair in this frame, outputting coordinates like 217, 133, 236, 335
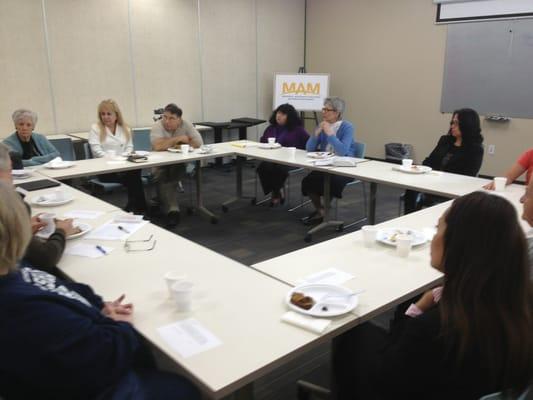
49, 137, 75, 161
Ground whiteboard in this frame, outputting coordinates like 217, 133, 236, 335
273, 73, 329, 111
440, 19, 533, 118
437, 0, 533, 23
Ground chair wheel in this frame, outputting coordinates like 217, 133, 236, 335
222, 205, 229, 213
250, 198, 257, 205
336, 224, 344, 232
304, 234, 312, 243
210, 217, 218, 224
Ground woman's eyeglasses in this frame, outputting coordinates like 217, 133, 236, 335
322, 107, 336, 112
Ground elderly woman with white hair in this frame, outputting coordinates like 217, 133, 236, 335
302, 97, 356, 224
3, 109, 60, 166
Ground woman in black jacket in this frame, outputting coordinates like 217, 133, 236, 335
404, 108, 484, 213
332, 191, 533, 399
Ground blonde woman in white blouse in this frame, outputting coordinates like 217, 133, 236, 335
88, 100, 146, 213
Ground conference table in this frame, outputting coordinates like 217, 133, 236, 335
216, 142, 492, 240
14, 141, 528, 399
35, 144, 234, 224
23, 179, 374, 399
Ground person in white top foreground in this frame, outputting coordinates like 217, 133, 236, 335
88, 99, 147, 214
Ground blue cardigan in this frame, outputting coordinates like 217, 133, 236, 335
0, 267, 140, 400
3, 132, 60, 166
305, 121, 356, 156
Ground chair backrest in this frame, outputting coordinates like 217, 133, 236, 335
49, 138, 75, 161
82, 142, 93, 159
353, 141, 366, 159
132, 128, 152, 151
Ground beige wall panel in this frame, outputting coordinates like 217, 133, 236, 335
257, 0, 305, 135
199, 0, 256, 124
45, 0, 135, 133
130, 0, 202, 126
307, 0, 532, 177
0, 0, 55, 137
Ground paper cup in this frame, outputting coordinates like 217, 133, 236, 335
171, 280, 194, 312
286, 147, 296, 157
106, 150, 116, 159
396, 234, 412, 257
39, 213, 56, 236
180, 144, 190, 155
164, 272, 187, 297
268, 137, 276, 144
54, 189, 66, 201
361, 225, 377, 247
494, 177, 506, 192
402, 159, 413, 169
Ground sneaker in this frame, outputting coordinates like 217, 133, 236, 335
166, 211, 180, 228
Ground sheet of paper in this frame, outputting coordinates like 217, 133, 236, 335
62, 210, 105, 220
301, 268, 355, 286
85, 219, 148, 241
157, 318, 222, 358
64, 243, 113, 258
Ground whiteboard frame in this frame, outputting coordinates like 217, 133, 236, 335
273, 73, 330, 112
436, 1, 533, 23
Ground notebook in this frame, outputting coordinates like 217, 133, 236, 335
15, 179, 60, 192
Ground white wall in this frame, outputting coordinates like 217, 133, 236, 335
0, 0, 305, 140
306, 0, 533, 177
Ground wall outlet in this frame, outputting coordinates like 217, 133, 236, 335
488, 144, 495, 155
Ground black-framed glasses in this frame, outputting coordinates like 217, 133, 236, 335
124, 234, 157, 252
322, 107, 336, 112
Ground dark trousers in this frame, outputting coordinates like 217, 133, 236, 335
332, 322, 388, 400
256, 162, 292, 195
301, 171, 354, 199
99, 170, 147, 212
404, 190, 448, 214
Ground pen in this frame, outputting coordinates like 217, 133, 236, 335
117, 225, 130, 234
95, 245, 107, 255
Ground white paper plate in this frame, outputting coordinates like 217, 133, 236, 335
258, 142, 282, 149
36, 222, 91, 239
392, 165, 432, 174
44, 161, 75, 169
167, 148, 194, 153
30, 194, 74, 207
286, 284, 359, 317
307, 152, 334, 159
134, 150, 150, 156
376, 227, 427, 246
11, 169, 32, 179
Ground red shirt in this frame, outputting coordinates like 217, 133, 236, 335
517, 148, 533, 184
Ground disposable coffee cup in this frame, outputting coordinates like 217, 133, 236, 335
54, 189, 66, 201
39, 213, 56, 236
106, 150, 116, 159
164, 272, 187, 297
268, 137, 276, 144
402, 159, 413, 169
361, 225, 377, 247
171, 280, 194, 312
181, 144, 190, 155
494, 177, 506, 192
396, 234, 413, 257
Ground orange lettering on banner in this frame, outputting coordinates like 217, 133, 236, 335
282, 82, 320, 95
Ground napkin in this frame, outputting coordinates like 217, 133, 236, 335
49, 156, 63, 165
281, 311, 331, 334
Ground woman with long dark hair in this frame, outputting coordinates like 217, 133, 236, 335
404, 108, 484, 213
256, 103, 309, 206
333, 191, 533, 399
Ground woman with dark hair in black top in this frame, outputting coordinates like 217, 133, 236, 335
404, 108, 484, 213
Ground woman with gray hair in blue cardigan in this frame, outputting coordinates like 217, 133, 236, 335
302, 97, 356, 225
3, 109, 60, 167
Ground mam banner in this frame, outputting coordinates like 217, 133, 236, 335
273, 73, 330, 112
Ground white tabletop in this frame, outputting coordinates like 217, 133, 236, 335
37, 144, 234, 180
25, 182, 361, 398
